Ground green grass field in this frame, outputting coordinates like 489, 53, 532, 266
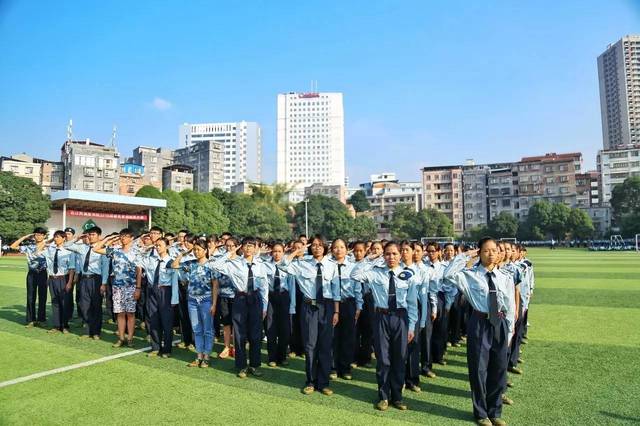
0, 248, 639, 425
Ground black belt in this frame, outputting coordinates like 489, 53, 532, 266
303, 297, 330, 306
472, 309, 505, 320
340, 297, 355, 303
48, 275, 67, 279
236, 290, 258, 297
375, 307, 406, 315
81, 273, 99, 278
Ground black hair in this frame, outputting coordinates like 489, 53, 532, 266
352, 240, 366, 249
308, 234, 328, 256
193, 239, 209, 257
478, 237, 497, 250
241, 236, 257, 246
53, 230, 65, 239
207, 234, 218, 243
178, 229, 189, 235
33, 227, 48, 235
425, 241, 440, 251
164, 232, 175, 239
119, 228, 134, 238
443, 242, 455, 250
184, 233, 197, 244
220, 232, 232, 238
86, 226, 102, 236
383, 241, 400, 252
410, 241, 423, 251
226, 237, 239, 247
330, 238, 347, 250
149, 226, 163, 233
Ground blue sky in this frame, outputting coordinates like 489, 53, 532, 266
1, 0, 639, 185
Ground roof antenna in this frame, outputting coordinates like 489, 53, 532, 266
110, 125, 117, 147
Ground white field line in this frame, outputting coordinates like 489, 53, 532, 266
0, 339, 181, 389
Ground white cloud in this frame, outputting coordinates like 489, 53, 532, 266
150, 97, 172, 111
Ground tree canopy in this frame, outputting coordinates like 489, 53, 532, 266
0, 172, 50, 240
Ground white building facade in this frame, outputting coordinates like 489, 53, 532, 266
597, 145, 640, 204
179, 121, 262, 191
598, 35, 640, 150
276, 92, 345, 202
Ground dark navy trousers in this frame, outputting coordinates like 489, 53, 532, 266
373, 309, 408, 402
431, 292, 449, 362
466, 311, 508, 420
355, 292, 374, 366
232, 292, 263, 370
266, 290, 291, 364
78, 275, 103, 336
420, 301, 434, 373
333, 298, 356, 375
26, 269, 48, 323
147, 285, 173, 353
300, 300, 334, 390
405, 304, 422, 387
48, 276, 72, 330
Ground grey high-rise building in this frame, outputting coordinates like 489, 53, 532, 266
173, 140, 224, 192
61, 139, 120, 193
597, 35, 640, 149
132, 146, 175, 189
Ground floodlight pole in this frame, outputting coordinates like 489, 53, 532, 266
304, 199, 309, 237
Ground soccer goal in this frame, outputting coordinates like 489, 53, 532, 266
610, 234, 626, 250
500, 238, 518, 244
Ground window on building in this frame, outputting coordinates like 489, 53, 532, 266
83, 180, 94, 190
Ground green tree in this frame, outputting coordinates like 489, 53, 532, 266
547, 202, 571, 240
464, 225, 490, 242
567, 208, 595, 239
135, 186, 185, 232
388, 204, 421, 239
351, 215, 378, 240
0, 172, 50, 240
488, 212, 519, 238
135, 185, 162, 199
225, 194, 291, 239
348, 190, 371, 213
610, 176, 640, 236
417, 208, 454, 237
293, 195, 354, 240
181, 190, 229, 235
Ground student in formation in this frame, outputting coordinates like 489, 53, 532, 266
66, 226, 105, 340
287, 239, 306, 359
210, 237, 269, 379
10, 227, 49, 327
443, 238, 515, 426
42, 230, 76, 333
172, 239, 218, 367
174, 233, 196, 351
431, 243, 459, 366
280, 235, 340, 396
330, 238, 362, 381
94, 229, 141, 348
214, 237, 237, 359
420, 241, 441, 378
401, 241, 433, 393
351, 241, 419, 412
353, 240, 374, 368
263, 241, 295, 367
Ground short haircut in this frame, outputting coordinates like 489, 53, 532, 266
53, 230, 65, 239
308, 234, 328, 255
478, 237, 497, 250
33, 227, 48, 235
241, 236, 257, 246
86, 226, 102, 235
119, 228, 134, 237
149, 226, 163, 233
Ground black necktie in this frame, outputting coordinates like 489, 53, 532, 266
247, 263, 254, 292
388, 271, 397, 310
153, 260, 161, 286
274, 266, 281, 292
315, 263, 324, 301
486, 272, 501, 330
83, 247, 91, 272
337, 264, 344, 299
53, 249, 59, 274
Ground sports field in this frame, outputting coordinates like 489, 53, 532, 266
0, 248, 638, 425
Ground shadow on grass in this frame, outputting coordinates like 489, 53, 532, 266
599, 411, 640, 423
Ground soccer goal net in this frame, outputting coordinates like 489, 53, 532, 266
421, 236, 455, 245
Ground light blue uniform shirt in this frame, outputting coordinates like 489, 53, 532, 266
19, 244, 47, 272
403, 262, 434, 328
210, 255, 269, 313
430, 260, 459, 311
43, 245, 75, 276
136, 253, 179, 305
350, 261, 419, 331
210, 252, 235, 299
65, 242, 103, 275
443, 254, 515, 335
279, 255, 341, 302
329, 257, 364, 310
262, 260, 296, 314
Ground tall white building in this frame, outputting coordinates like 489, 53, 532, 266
277, 92, 345, 202
179, 121, 262, 191
598, 35, 640, 150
